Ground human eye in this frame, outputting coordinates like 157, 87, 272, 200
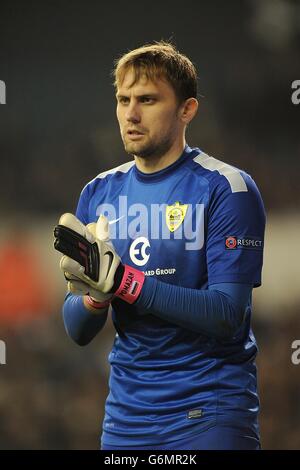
117, 96, 129, 104
140, 95, 156, 104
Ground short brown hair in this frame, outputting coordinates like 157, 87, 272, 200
113, 41, 198, 104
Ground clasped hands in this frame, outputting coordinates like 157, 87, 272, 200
54, 213, 145, 309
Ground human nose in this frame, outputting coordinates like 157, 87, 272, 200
125, 101, 141, 123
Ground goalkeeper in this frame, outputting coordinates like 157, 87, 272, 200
54, 41, 265, 450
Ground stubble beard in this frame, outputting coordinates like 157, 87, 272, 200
123, 129, 176, 160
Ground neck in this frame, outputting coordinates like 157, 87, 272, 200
134, 138, 186, 174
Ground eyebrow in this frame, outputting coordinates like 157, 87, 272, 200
116, 92, 160, 99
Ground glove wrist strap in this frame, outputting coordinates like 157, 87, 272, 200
114, 264, 145, 304
86, 296, 112, 309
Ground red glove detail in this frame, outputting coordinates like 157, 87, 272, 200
114, 265, 145, 304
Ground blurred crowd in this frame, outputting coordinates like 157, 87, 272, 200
0, 313, 114, 450
255, 311, 300, 449
0, 306, 299, 449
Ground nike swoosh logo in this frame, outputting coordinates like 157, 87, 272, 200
104, 251, 114, 275
109, 215, 125, 225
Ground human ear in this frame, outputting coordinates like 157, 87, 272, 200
180, 98, 199, 124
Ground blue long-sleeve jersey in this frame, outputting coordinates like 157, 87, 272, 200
63, 145, 266, 446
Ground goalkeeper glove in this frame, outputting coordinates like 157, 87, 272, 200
64, 219, 113, 307
58, 215, 113, 308
54, 213, 145, 304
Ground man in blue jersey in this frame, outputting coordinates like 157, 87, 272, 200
54, 41, 266, 450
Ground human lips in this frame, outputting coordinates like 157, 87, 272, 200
127, 129, 144, 136
126, 129, 145, 140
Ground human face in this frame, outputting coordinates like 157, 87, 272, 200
116, 68, 183, 160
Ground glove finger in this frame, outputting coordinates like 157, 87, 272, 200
68, 280, 113, 302
58, 213, 85, 235
86, 216, 109, 241
86, 218, 109, 243
96, 214, 110, 241
86, 222, 97, 240
58, 213, 94, 243
68, 280, 89, 295
60, 255, 86, 280
64, 271, 82, 281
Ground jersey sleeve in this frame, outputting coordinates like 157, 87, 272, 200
75, 176, 109, 225
75, 184, 90, 225
206, 173, 266, 287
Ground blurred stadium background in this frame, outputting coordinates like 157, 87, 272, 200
0, 0, 300, 449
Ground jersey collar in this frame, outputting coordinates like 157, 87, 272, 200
133, 144, 200, 183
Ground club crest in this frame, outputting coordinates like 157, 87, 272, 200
166, 201, 188, 232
